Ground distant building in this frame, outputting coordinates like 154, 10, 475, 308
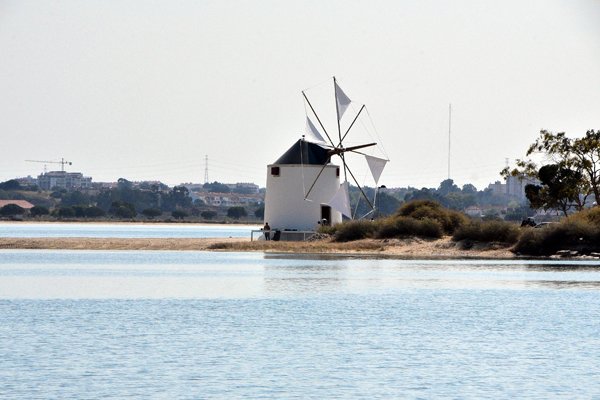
506, 175, 540, 201
487, 181, 506, 195
37, 171, 92, 191
195, 192, 263, 207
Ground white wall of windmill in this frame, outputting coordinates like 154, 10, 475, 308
264, 164, 342, 231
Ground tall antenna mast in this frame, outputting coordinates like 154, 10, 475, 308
204, 155, 209, 184
448, 103, 452, 180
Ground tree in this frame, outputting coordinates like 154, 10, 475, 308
109, 201, 136, 218
254, 205, 265, 219
171, 210, 188, 220
227, 206, 247, 219
30, 206, 50, 217
524, 164, 584, 217
142, 208, 162, 218
0, 204, 25, 216
60, 191, 90, 207
56, 206, 75, 218
438, 179, 459, 196
203, 181, 230, 193
0, 179, 21, 191
504, 129, 600, 206
201, 210, 217, 220
84, 206, 106, 218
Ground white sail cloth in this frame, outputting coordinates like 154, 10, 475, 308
365, 155, 388, 185
335, 82, 351, 120
305, 117, 327, 144
328, 181, 352, 218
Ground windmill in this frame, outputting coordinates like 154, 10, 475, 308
263, 77, 388, 233
301, 77, 389, 220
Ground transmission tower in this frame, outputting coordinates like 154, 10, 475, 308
204, 155, 209, 184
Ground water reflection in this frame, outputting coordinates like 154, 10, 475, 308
1, 250, 600, 299
263, 263, 347, 295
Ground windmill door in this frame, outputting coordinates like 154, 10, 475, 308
320, 205, 331, 226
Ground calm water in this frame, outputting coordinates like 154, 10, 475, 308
1, 251, 600, 398
0, 222, 256, 238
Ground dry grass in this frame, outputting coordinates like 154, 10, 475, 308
0, 236, 515, 259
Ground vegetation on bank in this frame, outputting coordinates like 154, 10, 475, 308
325, 200, 600, 257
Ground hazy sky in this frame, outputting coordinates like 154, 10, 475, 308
2, 0, 600, 190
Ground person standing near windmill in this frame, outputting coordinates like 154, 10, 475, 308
263, 222, 271, 240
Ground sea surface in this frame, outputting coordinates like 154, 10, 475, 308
0, 222, 256, 239
1, 250, 600, 399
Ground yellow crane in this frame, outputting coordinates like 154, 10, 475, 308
25, 158, 72, 173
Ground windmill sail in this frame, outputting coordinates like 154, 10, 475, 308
328, 181, 352, 218
335, 82, 351, 120
305, 117, 327, 145
365, 155, 388, 185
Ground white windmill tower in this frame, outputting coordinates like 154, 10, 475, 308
263, 77, 389, 238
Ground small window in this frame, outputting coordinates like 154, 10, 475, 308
271, 166, 280, 176
336, 167, 340, 177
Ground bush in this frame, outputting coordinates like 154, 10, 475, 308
375, 216, 443, 239
142, 208, 162, 218
569, 207, 600, 227
0, 203, 25, 216
397, 200, 467, 234
172, 210, 188, 220
56, 207, 75, 218
452, 220, 519, 244
227, 206, 247, 220
30, 206, 49, 217
514, 220, 600, 256
85, 206, 106, 218
201, 210, 217, 220
334, 220, 377, 242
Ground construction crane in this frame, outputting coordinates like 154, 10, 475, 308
25, 158, 72, 172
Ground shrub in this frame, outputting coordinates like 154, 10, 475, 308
30, 206, 50, 217
56, 207, 75, 218
227, 206, 247, 220
334, 220, 377, 242
0, 204, 25, 216
317, 224, 337, 235
514, 220, 600, 256
201, 210, 217, 220
85, 206, 106, 218
142, 208, 162, 218
375, 216, 443, 239
397, 200, 467, 234
172, 210, 188, 220
452, 220, 519, 244
569, 207, 600, 227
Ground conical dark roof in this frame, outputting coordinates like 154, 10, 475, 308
274, 139, 331, 165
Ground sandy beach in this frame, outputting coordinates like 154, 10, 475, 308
0, 236, 515, 258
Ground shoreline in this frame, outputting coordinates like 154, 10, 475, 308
0, 236, 517, 259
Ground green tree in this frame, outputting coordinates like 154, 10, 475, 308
504, 129, 600, 206
200, 210, 217, 220
227, 206, 247, 220
109, 201, 136, 218
0, 203, 25, 216
84, 206, 106, 218
30, 205, 50, 217
254, 205, 265, 219
0, 179, 21, 191
142, 208, 162, 218
203, 181, 231, 193
171, 210, 188, 220
524, 164, 584, 217
61, 191, 90, 207
56, 206, 76, 218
